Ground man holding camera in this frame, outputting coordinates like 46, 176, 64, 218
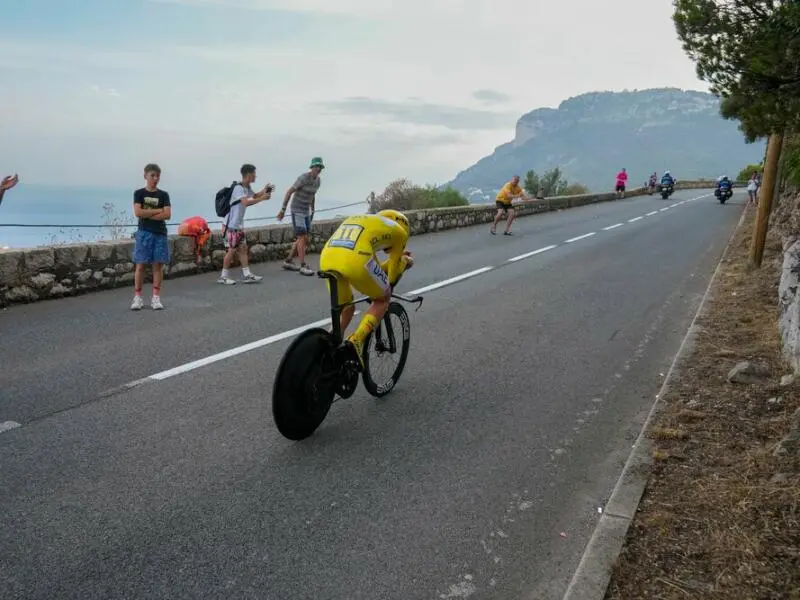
217, 163, 275, 285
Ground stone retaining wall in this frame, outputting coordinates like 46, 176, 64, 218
0, 181, 715, 307
773, 188, 800, 373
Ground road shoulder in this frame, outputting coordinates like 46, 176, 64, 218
564, 202, 800, 599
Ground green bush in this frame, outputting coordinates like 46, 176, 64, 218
736, 163, 763, 182
367, 179, 469, 213
780, 133, 800, 188
523, 167, 588, 197
563, 183, 590, 195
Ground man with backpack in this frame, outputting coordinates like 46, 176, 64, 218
216, 163, 274, 285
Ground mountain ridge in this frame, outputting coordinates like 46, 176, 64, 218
445, 87, 765, 201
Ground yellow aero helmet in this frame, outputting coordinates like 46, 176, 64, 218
377, 209, 410, 234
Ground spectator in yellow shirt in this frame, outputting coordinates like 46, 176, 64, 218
491, 175, 530, 236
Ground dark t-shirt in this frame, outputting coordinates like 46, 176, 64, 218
133, 187, 170, 235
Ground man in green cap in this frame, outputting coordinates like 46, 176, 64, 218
279, 157, 324, 276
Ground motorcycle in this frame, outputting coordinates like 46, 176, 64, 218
658, 182, 674, 200
716, 186, 733, 204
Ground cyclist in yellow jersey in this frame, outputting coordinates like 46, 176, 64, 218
491, 175, 530, 236
319, 209, 415, 365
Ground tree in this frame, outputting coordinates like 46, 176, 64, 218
523, 170, 540, 196
539, 167, 569, 197
524, 168, 588, 197
736, 162, 763, 181
673, 0, 800, 140
673, 0, 800, 267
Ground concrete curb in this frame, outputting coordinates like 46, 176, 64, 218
561, 199, 751, 600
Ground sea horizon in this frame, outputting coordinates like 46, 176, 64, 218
0, 183, 367, 250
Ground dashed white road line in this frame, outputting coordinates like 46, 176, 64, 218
508, 245, 558, 263
646, 211, 658, 216
565, 232, 596, 243
628, 216, 643, 222
0, 421, 21, 433
42, 188, 717, 402
659, 207, 669, 212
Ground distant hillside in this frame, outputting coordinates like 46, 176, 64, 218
446, 88, 766, 201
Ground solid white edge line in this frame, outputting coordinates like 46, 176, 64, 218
408, 266, 494, 294
646, 211, 658, 216
628, 216, 643, 222
508, 244, 558, 262
565, 232, 596, 243
602, 223, 623, 231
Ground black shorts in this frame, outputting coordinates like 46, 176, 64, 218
615, 183, 626, 192
496, 201, 513, 212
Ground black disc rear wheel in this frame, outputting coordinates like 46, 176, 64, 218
272, 328, 337, 440
361, 302, 411, 397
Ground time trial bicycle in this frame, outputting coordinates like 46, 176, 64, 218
271, 269, 423, 441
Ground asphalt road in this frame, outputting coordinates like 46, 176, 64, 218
1, 189, 745, 599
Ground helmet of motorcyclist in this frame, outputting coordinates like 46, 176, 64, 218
664, 171, 670, 176
378, 209, 410, 235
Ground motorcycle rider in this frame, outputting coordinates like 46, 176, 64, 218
660, 171, 675, 187
715, 175, 732, 199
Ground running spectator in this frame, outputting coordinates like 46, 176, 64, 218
131, 163, 171, 311
278, 157, 324, 276
218, 163, 274, 285
615, 168, 628, 198
0, 174, 19, 208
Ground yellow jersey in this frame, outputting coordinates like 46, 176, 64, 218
323, 213, 410, 286
496, 182, 524, 205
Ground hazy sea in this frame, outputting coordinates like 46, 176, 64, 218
0, 183, 366, 249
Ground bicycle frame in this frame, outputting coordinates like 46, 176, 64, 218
318, 270, 423, 346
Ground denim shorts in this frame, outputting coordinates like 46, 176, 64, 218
291, 213, 312, 236
133, 230, 171, 265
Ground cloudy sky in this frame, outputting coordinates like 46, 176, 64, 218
0, 0, 708, 203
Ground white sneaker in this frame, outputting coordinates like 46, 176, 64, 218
242, 273, 263, 283
282, 260, 301, 271
298, 264, 314, 276
151, 295, 164, 310
217, 276, 237, 285
131, 295, 144, 311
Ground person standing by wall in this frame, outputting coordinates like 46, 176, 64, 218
0, 174, 19, 208
218, 163, 274, 285
490, 175, 529, 236
747, 171, 760, 206
278, 157, 324, 276
131, 164, 171, 311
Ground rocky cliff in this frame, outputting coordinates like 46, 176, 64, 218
447, 88, 766, 200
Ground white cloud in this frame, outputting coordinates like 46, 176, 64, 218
2, 0, 709, 198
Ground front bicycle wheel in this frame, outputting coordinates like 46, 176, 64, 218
272, 328, 337, 440
361, 302, 411, 397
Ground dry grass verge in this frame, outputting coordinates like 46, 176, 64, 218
605, 205, 800, 599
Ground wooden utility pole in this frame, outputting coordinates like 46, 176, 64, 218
750, 130, 784, 268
